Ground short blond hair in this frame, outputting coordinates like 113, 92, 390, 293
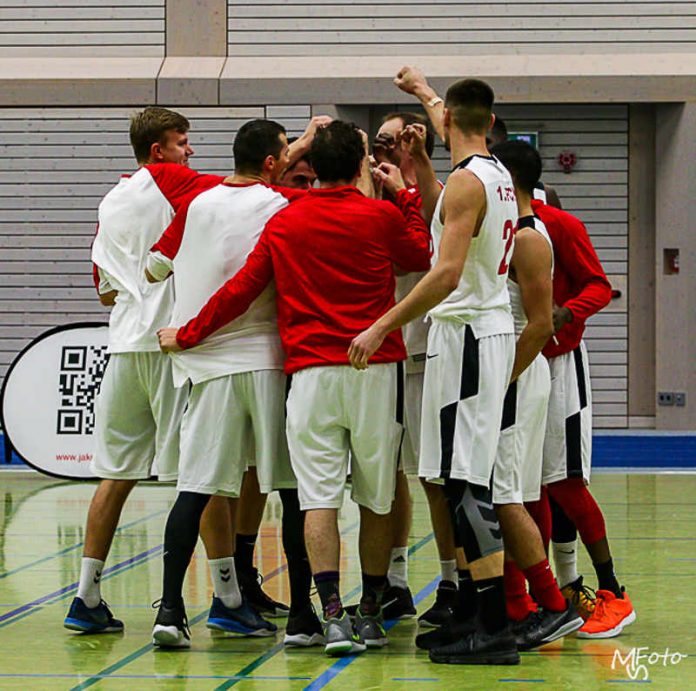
129, 106, 190, 164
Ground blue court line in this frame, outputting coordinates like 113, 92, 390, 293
0, 544, 162, 627
0, 507, 168, 580
499, 680, 546, 683
212, 528, 437, 690
303, 575, 441, 691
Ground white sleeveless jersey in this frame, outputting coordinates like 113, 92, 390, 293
169, 183, 288, 387
508, 215, 554, 336
428, 155, 517, 337
93, 169, 177, 353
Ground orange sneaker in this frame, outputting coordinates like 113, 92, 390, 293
560, 576, 596, 621
576, 588, 635, 639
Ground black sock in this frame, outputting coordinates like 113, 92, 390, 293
235, 533, 257, 578
550, 495, 578, 543
475, 575, 508, 635
457, 569, 477, 620
593, 558, 622, 597
279, 488, 312, 616
360, 573, 388, 616
162, 491, 211, 609
314, 571, 341, 618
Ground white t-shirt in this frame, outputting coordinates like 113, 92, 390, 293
428, 155, 517, 337
91, 164, 221, 353
163, 183, 289, 387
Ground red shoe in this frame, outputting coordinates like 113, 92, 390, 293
576, 588, 635, 639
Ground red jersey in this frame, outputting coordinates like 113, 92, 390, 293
532, 199, 612, 358
176, 186, 431, 374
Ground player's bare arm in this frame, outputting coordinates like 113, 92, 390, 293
400, 123, 440, 224
356, 129, 376, 198
348, 170, 483, 369
287, 115, 333, 167
394, 65, 445, 142
509, 229, 554, 381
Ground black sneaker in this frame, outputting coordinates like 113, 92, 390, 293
239, 568, 290, 618
429, 627, 520, 665
381, 585, 417, 620
284, 604, 326, 647
415, 615, 476, 650
417, 580, 458, 629
152, 601, 191, 649
514, 601, 584, 651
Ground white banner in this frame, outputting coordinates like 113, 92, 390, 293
1, 323, 109, 479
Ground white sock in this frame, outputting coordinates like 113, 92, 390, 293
552, 540, 580, 589
209, 557, 242, 609
440, 559, 458, 586
387, 547, 409, 589
77, 557, 104, 608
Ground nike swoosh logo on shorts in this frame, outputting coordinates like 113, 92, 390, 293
426, 354, 439, 359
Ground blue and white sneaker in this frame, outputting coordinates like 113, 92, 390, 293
64, 597, 124, 633
206, 597, 277, 637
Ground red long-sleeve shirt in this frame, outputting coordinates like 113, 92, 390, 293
532, 199, 612, 358
176, 185, 431, 374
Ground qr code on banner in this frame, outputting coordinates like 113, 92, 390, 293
56, 345, 110, 435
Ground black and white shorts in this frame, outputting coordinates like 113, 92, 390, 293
542, 341, 593, 484
419, 320, 515, 487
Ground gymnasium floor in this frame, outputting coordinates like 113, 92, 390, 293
0, 471, 694, 690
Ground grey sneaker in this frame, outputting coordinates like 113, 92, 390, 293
323, 611, 367, 657
355, 608, 388, 648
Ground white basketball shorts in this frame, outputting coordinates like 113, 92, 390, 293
419, 321, 515, 488
493, 354, 551, 504
286, 363, 404, 515
542, 341, 593, 485
177, 369, 295, 496
401, 365, 425, 476
91, 351, 186, 481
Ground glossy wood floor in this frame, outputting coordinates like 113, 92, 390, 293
0, 471, 694, 690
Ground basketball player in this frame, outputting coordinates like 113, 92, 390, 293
532, 196, 636, 638
158, 121, 432, 656
349, 80, 520, 665
64, 107, 233, 635
146, 119, 338, 648
231, 131, 323, 622
372, 112, 459, 625
489, 140, 583, 648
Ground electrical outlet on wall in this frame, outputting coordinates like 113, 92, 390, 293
658, 392, 675, 406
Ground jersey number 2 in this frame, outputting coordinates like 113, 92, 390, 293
497, 219, 515, 275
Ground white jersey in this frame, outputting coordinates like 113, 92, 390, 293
93, 169, 177, 353
169, 183, 288, 387
428, 155, 517, 337
508, 215, 554, 336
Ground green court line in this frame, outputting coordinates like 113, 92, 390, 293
72, 520, 364, 689
0, 507, 168, 581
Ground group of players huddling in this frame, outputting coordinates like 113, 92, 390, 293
63, 66, 636, 666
